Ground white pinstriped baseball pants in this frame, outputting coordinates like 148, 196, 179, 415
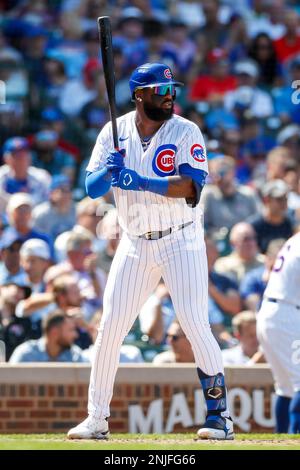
88, 225, 224, 420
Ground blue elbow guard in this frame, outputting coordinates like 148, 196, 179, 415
85, 168, 111, 198
179, 163, 208, 207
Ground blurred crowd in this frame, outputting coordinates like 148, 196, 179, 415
0, 0, 300, 365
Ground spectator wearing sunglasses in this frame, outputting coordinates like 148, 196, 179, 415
153, 320, 194, 364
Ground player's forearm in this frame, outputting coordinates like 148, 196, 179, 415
85, 169, 111, 199
165, 175, 196, 198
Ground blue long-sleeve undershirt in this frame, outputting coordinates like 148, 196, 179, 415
85, 169, 111, 199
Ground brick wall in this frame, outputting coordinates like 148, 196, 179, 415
0, 364, 275, 434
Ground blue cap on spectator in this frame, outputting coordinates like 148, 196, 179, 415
41, 107, 63, 122
50, 174, 71, 191
3, 137, 29, 154
0, 231, 22, 250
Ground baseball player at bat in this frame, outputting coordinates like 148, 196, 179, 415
68, 63, 234, 440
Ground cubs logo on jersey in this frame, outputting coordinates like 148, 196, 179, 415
152, 144, 177, 177
190, 144, 206, 163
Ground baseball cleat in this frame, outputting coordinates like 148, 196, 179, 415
197, 416, 234, 440
67, 417, 109, 440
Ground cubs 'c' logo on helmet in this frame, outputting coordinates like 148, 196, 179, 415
152, 144, 177, 177
190, 144, 206, 162
164, 68, 172, 79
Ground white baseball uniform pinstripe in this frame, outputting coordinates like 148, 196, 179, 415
257, 233, 300, 397
86, 111, 225, 420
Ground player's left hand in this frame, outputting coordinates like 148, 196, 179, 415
106, 149, 125, 172
111, 168, 141, 191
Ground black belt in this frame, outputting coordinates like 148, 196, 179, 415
267, 298, 300, 310
139, 221, 193, 240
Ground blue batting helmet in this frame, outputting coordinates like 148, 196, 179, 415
129, 63, 183, 98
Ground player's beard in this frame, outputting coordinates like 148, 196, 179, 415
143, 101, 174, 121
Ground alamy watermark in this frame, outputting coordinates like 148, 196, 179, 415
0, 80, 6, 104
292, 80, 300, 105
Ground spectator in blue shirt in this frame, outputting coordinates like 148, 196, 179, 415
9, 310, 88, 363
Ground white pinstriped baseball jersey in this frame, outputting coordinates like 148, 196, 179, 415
86, 111, 208, 235
264, 232, 300, 306
257, 233, 300, 397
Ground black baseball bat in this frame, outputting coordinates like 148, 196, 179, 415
97, 16, 119, 150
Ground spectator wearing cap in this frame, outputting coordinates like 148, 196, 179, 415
9, 310, 88, 363
4, 193, 54, 259
201, 156, 261, 234
20, 239, 51, 293
248, 180, 294, 253
224, 59, 274, 119
113, 7, 147, 72
189, 48, 237, 102
276, 124, 300, 162
22, 25, 49, 87
58, 58, 100, 117
32, 175, 76, 240
214, 222, 265, 285
31, 130, 76, 183
0, 137, 50, 205
0, 232, 26, 286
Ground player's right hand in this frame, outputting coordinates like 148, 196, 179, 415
106, 149, 125, 172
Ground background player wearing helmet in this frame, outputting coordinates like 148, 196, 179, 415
68, 63, 234, 440
257, 232, 300, 434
